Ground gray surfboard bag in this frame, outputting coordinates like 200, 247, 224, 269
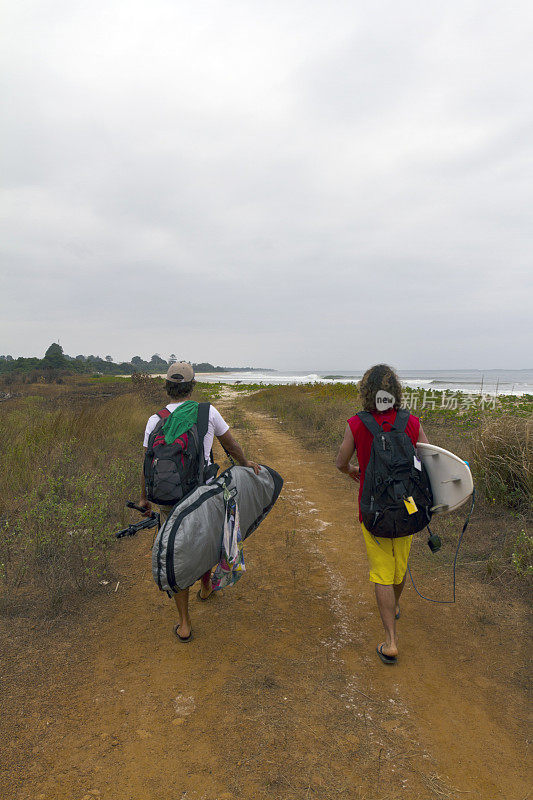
152, 465, 283, 594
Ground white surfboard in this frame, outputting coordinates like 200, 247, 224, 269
416, 442, 473, 514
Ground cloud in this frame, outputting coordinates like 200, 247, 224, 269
1, 0, 532, 368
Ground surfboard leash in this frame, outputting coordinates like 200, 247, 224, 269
407, 488, 476, 605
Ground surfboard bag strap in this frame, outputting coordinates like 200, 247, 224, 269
358, 410, 433, 538
152, 465, 283, 593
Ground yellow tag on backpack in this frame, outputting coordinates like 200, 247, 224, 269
404, 496, 418, 515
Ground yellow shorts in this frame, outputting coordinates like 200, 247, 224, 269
361, 523, 413, 585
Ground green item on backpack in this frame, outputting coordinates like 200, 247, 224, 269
163, 401, 199, 444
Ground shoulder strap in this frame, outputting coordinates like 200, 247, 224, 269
149, 407, 171, 438
357, 411, 384, 440
393, 407, 409, 434
196, 402, 210, 442
196, 403, 211, 484
358, 409, 409, 438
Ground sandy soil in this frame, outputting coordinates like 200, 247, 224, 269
1, 392, 531, 800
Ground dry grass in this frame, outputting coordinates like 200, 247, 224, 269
472, 415, 533, 514
0, 376, 220, 612
249, 383, 360, 452
248, 384, 533, 585
0, 392, 146, 610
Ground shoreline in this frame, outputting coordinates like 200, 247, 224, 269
194, 374, 532, 397
116, 372, 533, 397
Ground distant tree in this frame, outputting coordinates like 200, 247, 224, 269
149, 354, 168, 366
105, 355, 113, 362
193, 362, 216, 372
75, 355, 86, 361
44, 342, 67, 369
6, 355, 13, 362
117, 362, 135, 374
131, 356, 144, 365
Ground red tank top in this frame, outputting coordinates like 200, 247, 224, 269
348, 409, 421, 522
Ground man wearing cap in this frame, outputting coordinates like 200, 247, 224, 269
139, 362, 260, 642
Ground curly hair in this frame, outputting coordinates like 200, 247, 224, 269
359, 364, 402, 412
166, 379, 196, 399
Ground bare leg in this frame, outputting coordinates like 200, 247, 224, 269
199, 569, 213, 600
173, 588, 191, 638
374, 583, 398, 657
393, 575, 406, 618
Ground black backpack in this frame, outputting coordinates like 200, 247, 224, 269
143, 402, 215, 506
358, 408, 433, 538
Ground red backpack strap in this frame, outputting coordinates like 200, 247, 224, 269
150, 408, 171, 438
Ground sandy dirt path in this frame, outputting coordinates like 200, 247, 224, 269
1, 392, 530, 800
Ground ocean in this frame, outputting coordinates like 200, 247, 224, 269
194, 368, 533, 396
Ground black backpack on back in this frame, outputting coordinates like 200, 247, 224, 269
358, 408, 433, 538
143, 402, 214, 506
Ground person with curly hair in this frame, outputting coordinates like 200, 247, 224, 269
336, 364, 429, 664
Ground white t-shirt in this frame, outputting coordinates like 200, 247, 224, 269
143, 402, 229, 463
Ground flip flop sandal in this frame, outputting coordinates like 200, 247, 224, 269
197, 589, 213, 602
173, 624, 193, 642
377, 644, 397, 665
395, 606, 401, 620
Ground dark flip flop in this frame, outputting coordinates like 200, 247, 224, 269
395, 606, 401, 620
377, 644, 397, 665
173, 624, 193, 642
197, 589, 213, 602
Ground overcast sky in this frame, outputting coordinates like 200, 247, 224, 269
1, 0, 532, 369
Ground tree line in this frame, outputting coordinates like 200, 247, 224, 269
0, 344, 254, 380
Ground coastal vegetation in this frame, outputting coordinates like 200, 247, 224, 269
247, 382, 532, 586
0, 375, 530, 612
0, 343, 266, 382
0, 375, 211, 611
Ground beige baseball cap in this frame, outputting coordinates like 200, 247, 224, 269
166, 361, 195, 383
